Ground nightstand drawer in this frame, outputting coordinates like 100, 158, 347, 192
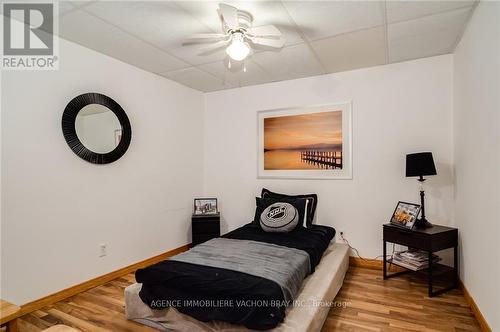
192, 220, 220, 233
383, 224, 458, 252
384, 226, 430, 250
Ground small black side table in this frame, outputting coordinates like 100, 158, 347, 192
383, 223, 458, 297
192, 213, 220, 246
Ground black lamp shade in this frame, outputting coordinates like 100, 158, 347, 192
406, 152, 437, 177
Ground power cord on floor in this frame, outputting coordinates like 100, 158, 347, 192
339, 232, 397, 262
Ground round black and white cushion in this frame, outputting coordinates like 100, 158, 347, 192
260, 202, 299, 232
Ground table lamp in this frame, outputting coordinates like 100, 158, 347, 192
406, 152, 437, 229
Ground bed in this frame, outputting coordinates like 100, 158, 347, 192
125, 222, 349, 331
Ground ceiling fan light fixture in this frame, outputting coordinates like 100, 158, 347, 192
226, 32, 250, 61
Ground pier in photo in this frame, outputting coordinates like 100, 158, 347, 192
301, 150, 342, 169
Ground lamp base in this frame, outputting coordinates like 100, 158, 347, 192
414, 218, 433, 229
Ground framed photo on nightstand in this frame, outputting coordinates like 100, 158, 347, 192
390, 201, 421, 230
193, 198, 218, 215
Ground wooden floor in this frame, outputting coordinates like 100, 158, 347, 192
18, 266, 481, 332
323, 267, 480, 331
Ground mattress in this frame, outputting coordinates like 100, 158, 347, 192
125, 242, 349, 332
136, 223, 335, 329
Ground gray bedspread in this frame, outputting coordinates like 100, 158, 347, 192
170, 238, 311, 302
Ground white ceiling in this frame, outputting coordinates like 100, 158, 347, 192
57, 1, 477, 92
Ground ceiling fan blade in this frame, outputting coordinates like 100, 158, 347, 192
186, 33, 228, 40
246, 25, 282, 38
247, 35, 285, 49
183, 33, 230, 46
218, 3, 239, 30
197, 40, 230, 56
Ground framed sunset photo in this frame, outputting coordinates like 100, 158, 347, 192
257, 102, 352, 179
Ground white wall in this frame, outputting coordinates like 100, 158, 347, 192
204, 55, 454, 258
1, 38, 204, 305
0, 71, 3, 299
453, 2, 500, 330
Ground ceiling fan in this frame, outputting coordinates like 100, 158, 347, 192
186, 3, 286, 63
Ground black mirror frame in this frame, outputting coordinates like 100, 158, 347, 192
62, 93, 132, 164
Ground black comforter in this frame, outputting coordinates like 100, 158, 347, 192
135, 223, 335, 330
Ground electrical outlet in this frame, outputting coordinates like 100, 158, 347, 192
99, 244, 107, 257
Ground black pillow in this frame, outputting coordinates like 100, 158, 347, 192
253, 197, 308, 232
261, 188, 318, 227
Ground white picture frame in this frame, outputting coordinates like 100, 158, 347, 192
257, 102, 352, 180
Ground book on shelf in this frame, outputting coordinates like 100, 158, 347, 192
389, 250, 441, 271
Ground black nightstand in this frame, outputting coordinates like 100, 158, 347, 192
192, 213, 220, 246
383, 223, 458, 297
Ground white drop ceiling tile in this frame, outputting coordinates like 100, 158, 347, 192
252, 44, 324, 82
388, 7, 472, 62
68, 1, 97, 9
390, 32, 453, 63
58, 1, 76, 16
159, 67, 224, 92
311, 27, 386, 73
282, 1, 384, 41
199, 59, 272, 88
82, 1, 225, 65
389, 6, 472, 40
386, 0, 475, 23
60, 10, 188, 73
174, 1, 304, 46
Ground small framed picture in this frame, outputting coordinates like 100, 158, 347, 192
193, 198, 218, 215
390, 201, 421, 229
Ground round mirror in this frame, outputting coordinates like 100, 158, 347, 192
75, 104, 122, 154
62, 93, 131, 164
